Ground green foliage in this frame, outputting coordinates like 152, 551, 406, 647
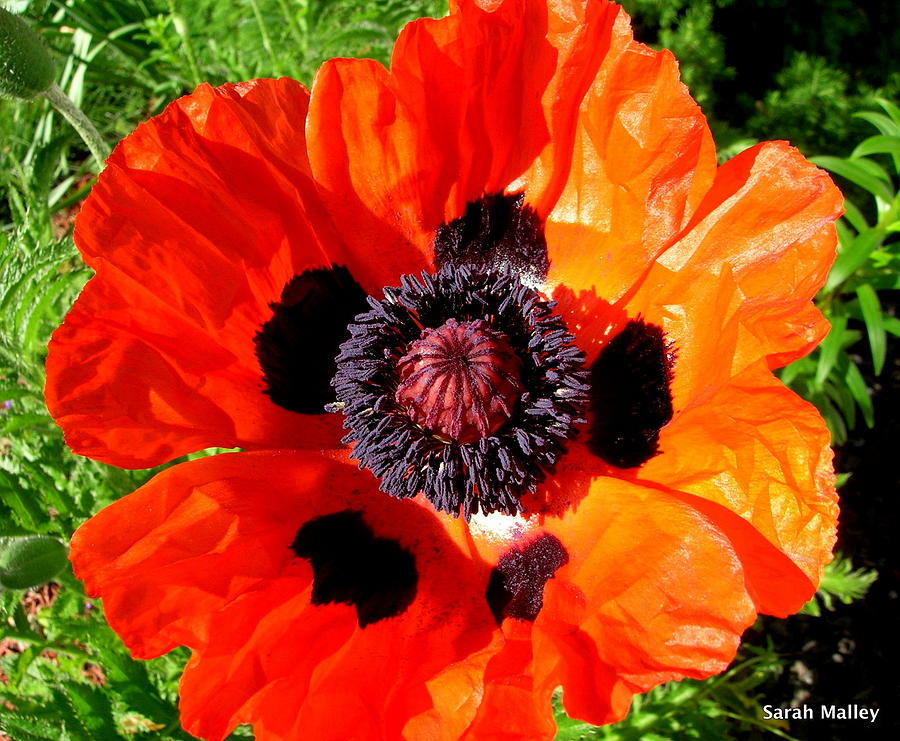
746, 52, 859, 154
0, 571, 197, 740
800, 552, 878, 617
780, 99, 900, 444
656, 1, 732, 109
623, 0, 900, 156
624, 0, 734, 109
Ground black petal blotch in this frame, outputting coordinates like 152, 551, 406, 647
254, 265, 368, 414
587, 318, 675, 468
291, 510, 418, 628
434, 192, 549, 281
486, 533, 568, 623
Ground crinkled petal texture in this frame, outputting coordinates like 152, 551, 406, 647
458, 475, 762, 735
70, 451, 499, 741
45, 78, 381, 468
552, 138, 842, 588
460, 5, 840, 733
54, 0, 843, 739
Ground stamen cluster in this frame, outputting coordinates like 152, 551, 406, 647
331, 267, 589, 518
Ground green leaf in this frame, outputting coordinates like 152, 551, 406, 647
801, 553, 878, 615
0, 382, 35, 400
0, 470, 46, 531
854, 110, 900, 137
855, 283, 886, 375
812, 390, 847, 446
1, 412, 54, 434
884, 315, 900, 338
54, 683, 122, 740
815, 314, 847, 385
851, 134, 900, 159
0, 713, 61, 741
841, 196, 868, 233
823, 377, 856, 430
842, 357, 874, 428
811, 155, 895, 204
0, 534, 68, 589
876, 98, 900, 126
826, 226, 886, 291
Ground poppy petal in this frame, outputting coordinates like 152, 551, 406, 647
643, 363, 838, 590
460, 475, 759, 734
45, 270, 348, 467
45, 79, 374, 467
505, 0, 621, 215
626, 141, 842, 407
70, 450, 498, 740
306, 0, 561, 271
544, 8, 717, 305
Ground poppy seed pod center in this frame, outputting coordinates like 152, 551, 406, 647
395, 318, 523, 444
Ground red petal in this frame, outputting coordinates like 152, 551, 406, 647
46, 79, 361, 466
45, 271, 341, 467
70, 451, 498, 739
306, 0, 561, 270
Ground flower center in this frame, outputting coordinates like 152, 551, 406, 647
395, 318, 522, 444
330, 266, 589, 519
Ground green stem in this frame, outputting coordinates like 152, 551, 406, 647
248, 0, 280, 75
166, 0, 202, 86
41, 82, 110, 169
276, 0, 307, 53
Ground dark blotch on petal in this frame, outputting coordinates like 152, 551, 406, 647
291, 510, 418, 628
434, 192, 548, 281
254, 265, 368, 414
588, 319, 675, 468
486, 533, 568, 623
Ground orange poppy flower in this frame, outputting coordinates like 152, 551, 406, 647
47, 0, 842, 738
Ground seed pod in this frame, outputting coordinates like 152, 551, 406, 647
0, 8, 55, 100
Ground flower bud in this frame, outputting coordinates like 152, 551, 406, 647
0, 535, 68, 589
0, 7, 55, 100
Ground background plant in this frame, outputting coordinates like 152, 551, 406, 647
0, 0, 892, 739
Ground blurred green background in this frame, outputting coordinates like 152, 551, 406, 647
0, 1, 897, 739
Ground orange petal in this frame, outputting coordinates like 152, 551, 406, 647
626, 141, 842, 409
70, 451, 498, 740
642, 363, 838, 590
506, 0, 621, 215
544, 7, 717, 306
458, 475, 760, 734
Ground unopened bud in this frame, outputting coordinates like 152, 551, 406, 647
0, 7, 55, 99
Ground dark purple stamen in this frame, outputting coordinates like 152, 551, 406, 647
330, 266, 589, 519
434, 191, 549, 282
